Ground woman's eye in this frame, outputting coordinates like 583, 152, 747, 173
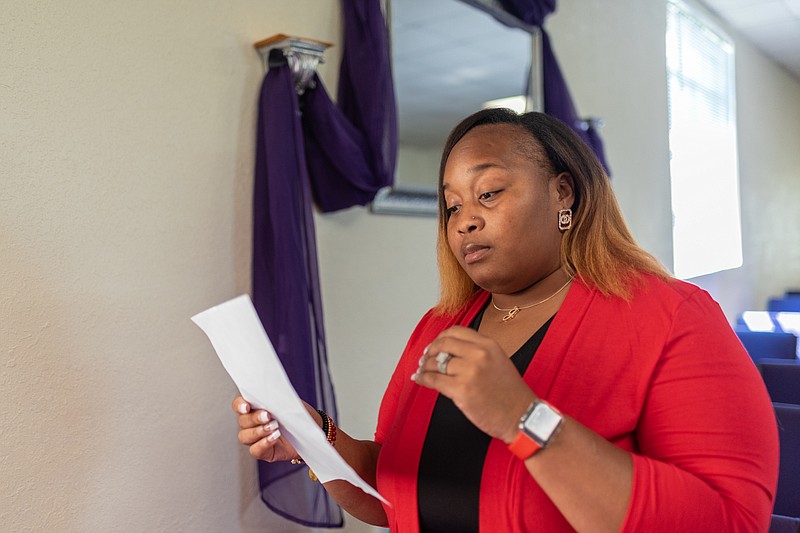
479, 190, 500, 201
446, 205, 461, 216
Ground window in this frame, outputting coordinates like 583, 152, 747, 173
666, 0, 742, 279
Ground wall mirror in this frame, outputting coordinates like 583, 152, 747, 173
371, 0, 540, 216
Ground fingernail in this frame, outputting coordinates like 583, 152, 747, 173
238, 403, 248, 414
418, 355, 426, 366
265, 420, 279, 432
259, 411, 269, 423
411, 372, 419, 381
267, 430, 281, 442
423, 344, 431, 355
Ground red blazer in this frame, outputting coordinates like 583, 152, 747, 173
374, 276, 778, 532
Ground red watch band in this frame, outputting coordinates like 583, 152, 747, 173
508, 429, 542, 460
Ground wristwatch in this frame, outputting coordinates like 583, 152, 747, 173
508, 399, 564, 460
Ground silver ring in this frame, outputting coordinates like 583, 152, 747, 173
435, 351, 452, 375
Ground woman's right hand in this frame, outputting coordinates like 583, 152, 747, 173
232, 396, 298, 462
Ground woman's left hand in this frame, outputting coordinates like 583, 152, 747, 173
412, 325, 536, 443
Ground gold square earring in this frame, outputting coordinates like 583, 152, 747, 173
558, 208, 572, 231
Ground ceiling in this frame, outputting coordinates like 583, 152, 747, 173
700, 0, 800, 80
391, 0, 800, 147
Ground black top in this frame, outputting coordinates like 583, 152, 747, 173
417, 307, 554, 533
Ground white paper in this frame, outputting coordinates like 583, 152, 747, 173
191, 294, 388, 504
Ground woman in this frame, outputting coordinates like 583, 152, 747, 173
234, 109, 779, 532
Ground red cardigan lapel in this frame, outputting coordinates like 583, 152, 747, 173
478, 279, 594, 531
378, 291, 490, 532
379, 281, 594, 531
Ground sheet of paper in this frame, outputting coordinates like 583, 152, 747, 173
191, 294, 388, 504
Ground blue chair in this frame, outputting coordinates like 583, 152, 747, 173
735, 330, 798, 364
770, 514, 800, 533
759, 361, 800, 404
737, 311, 800, 336
773, 403, 800, 518
769, 297, 800, 312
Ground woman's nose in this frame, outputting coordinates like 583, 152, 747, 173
458, 213, 484, 234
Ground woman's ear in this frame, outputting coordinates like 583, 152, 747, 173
554, 172, 575, 209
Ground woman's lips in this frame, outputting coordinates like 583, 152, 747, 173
463, 243, 490, 265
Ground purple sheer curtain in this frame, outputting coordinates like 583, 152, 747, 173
498, 0, 610, 173
250, 0, 396, 527
252, 58, 343, 528
334, 0, 397, 202
303, 0, 397, 212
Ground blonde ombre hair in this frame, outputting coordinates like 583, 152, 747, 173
435, 109, 671, 315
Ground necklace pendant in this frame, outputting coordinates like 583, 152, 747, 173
502, 306, 520, 322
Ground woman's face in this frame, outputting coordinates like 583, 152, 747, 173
442, 123, 573, 295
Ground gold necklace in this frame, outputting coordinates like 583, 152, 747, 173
491, 276, 574, 322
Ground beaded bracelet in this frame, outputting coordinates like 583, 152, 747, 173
291, 409, 337, 481
316, 409, 337, 447
317, 409, 330, 440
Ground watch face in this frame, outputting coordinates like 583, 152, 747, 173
523, 403, 562, 444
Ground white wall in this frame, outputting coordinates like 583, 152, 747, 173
548, 0, 675, 266
2, 1, 799, 532
0, 1, 375, 532
546, 0, 800, 318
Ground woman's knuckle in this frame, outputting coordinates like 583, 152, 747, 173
249, 443, 260, 458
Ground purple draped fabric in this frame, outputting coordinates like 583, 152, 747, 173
253, 59, 343, 528
498, 0, 556, 25
302, 77, 391, 211
250, 0, 396, 527
301, 0, 397, 212
498, 0, 610, 173
334, 0, 397, 202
